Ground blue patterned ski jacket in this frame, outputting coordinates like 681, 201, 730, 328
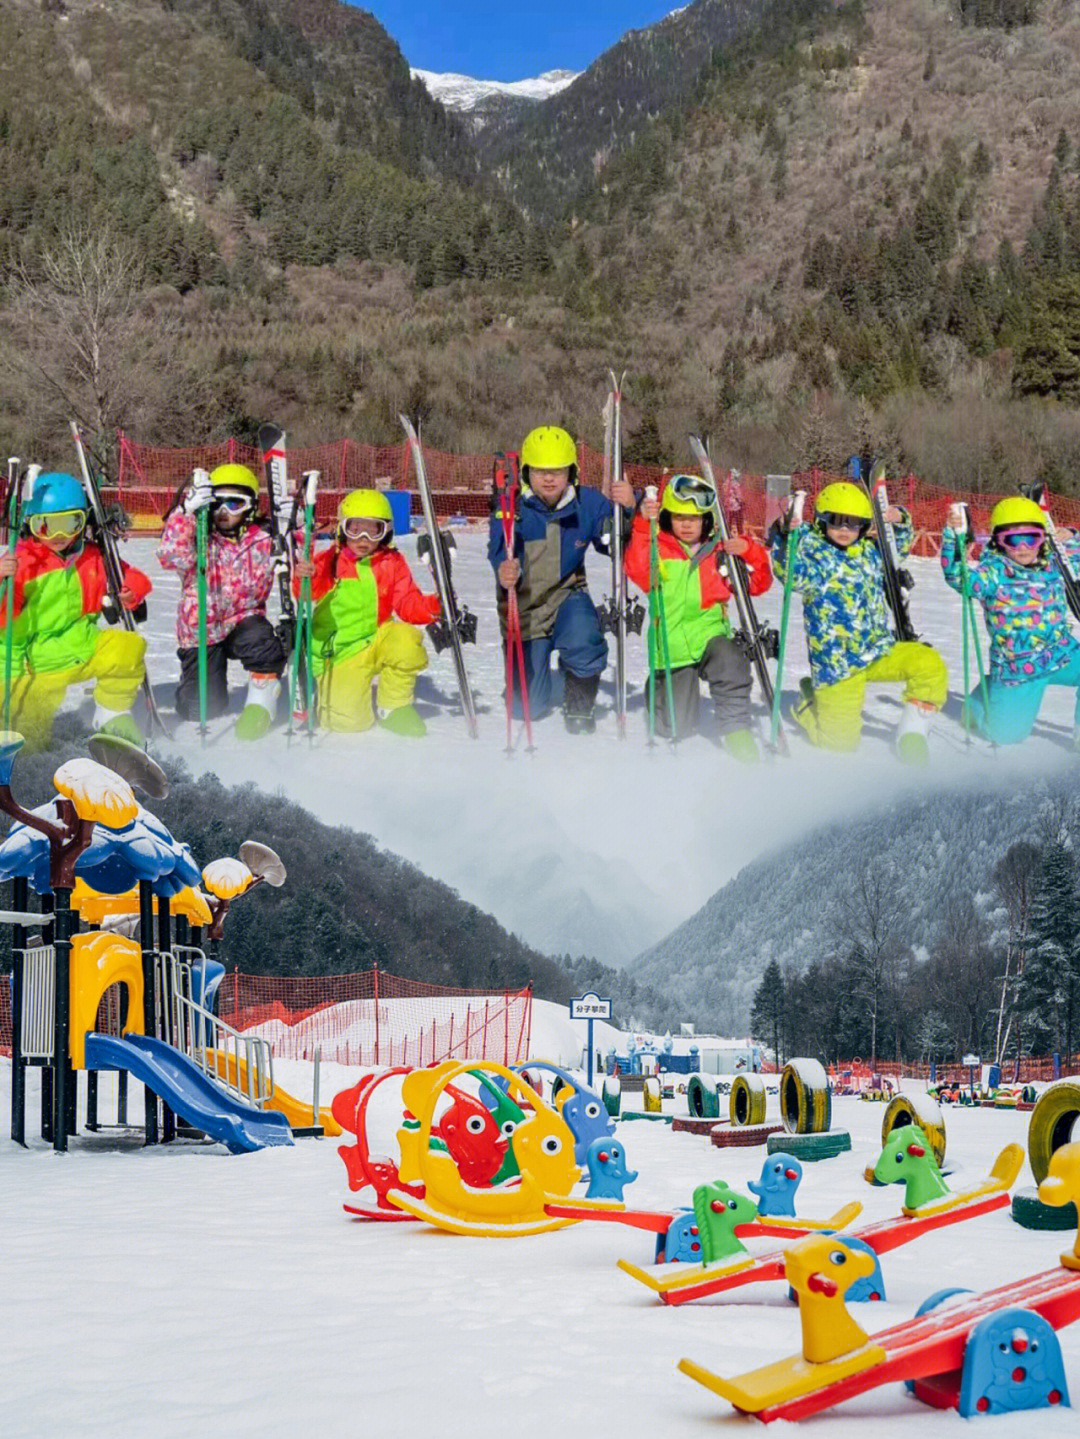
771, 516, 913, 688
940, 528, 1080, 685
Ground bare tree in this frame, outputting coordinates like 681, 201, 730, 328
991, 841, 1041, 1063
829, 859, 908, 1067
2, 226, 167, 467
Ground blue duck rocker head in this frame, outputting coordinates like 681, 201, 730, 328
584, 1136, 638, 1201
748, 1152, 804, 1217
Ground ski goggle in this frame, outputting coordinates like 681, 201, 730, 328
212, 493, 254, 515
997, 528, 1045, 550
819, 512, 869, 530
669, 475, 717, 511
341, 517, 389, 542
29, 509, 87, 539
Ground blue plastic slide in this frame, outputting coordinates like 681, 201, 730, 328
83, 1033, 294, 1153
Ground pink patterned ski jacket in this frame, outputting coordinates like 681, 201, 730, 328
158, 511, 277, 648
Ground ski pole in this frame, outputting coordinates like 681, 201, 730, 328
956, 503, 991, 738
3, 457, 19, 731
645, 486, 676, 745
194, 470, 209, 743
769, 490, 805, 749
288, 471, 318, 739
500, 455, 533, 752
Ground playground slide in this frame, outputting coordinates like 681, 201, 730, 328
83, 1033, 294, 1154
205, 1050, 342, 1136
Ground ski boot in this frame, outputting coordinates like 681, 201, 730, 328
92, 707, 142, 746
235, 673, 281, 741
378, 704, 427, 738
722, 728, 760, 763
562, 671, 599, 735
894, 700, 934, 765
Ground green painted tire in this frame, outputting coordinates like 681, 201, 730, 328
1028, 1079, 1080, 1184
729, 1073, 767, 1127
780, 1059, 832, 1134
601, 1075, 621, 1118
767, 1130, 851, 1162
687, 1074, 720, 1119
882, 1091, 946, 1168
1011, 1186, 1079, 1231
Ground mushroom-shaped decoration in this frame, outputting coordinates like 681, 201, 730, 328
53, 758, 138, 829
202, 842, 286, 941
87, 732, 169, 800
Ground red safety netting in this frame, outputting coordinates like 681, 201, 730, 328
215, 967, 532, 1069
0, 966, 532, 1067
831, 1055, 1080, 1085
112, 432, 1080, 556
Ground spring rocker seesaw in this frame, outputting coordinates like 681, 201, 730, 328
619, 1124, 1024, 1305
677, 1142, 1080, 1422
335, 1064, 525, 1220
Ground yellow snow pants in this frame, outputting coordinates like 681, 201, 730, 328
795, 642, 948, 752
317, 621, 428, 733
10, 628, 146, 751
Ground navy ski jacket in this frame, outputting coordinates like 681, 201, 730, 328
488, 485, 618, 640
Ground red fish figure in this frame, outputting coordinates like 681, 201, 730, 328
434, 1087, 509, 1187
333, 1069, 424, 1215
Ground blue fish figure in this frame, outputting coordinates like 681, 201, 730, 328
584, 1136, 637, 1200
512, 1063, 615, 1165
748, 1152, 803, 1217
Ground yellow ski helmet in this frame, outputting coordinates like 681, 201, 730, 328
814, 481, 873, 523
520, 426, 578, 481
209, 464, 259, 497
989, 496, 1046, 532
338, 489, 394, 528
661, 474, 716, 516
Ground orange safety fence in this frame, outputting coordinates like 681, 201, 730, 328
0, 964, 533, 1070
831, 1055, 1080, 1085
111, 432, 1080, 556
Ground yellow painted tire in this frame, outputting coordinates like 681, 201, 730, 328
729, 1073, 767, 1127
1028, 1079, 1080, 1184
643, 1075, 663, 1113
780, 1059, 831, 1135
687, 1074, 720, 1119
882, 1091, 946, 1168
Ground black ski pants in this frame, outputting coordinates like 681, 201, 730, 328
648, 633, 751, 740
175, 615, 286, 721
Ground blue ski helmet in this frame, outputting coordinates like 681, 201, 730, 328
23, 472, 88, 518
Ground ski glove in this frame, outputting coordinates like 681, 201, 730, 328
183, 468, 214, 515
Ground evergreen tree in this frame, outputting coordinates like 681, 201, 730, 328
1017, 834, 1080, 1055
751, 959, 786, 1066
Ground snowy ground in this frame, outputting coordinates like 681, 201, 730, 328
2, 1063, 1077, 1439
76, 532, 1078, 967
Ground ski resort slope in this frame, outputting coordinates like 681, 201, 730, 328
132, 532, 1077, 967
1, 1064, 1077, 1439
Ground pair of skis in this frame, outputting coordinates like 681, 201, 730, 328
866, 460, 918, 643
1, 457, 35, 730
69, 421, 171, 740
399, 415, 479, 739
256, 424, 318, 738
598, 370, 645, 736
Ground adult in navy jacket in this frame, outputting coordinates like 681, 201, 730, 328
489, 425, 635, 732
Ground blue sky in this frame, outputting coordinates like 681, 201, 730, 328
357, 2, 680, 82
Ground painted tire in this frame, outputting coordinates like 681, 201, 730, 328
882, 1091, 946, 1168
601, 1076, 621, 1118
687, 1074, 720, 1120
729, 1073, 767, 1127
1011, 1186, 1079, 1231
1028, 1080, 1080, 1184
780, 1058, 832, 1134
643, 1075, 663, 1113
767, 1130, 851, 1161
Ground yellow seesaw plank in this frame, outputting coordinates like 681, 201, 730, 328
677, 1343, 887, 1413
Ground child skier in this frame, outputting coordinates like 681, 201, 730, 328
942, 496, 1080, 745
489, 425, 635, 733
625, 474, 771, 756
292, 489, 441, 735
0, 471, 151, 749
772, 480, 947, 760
158, 464, 286, 738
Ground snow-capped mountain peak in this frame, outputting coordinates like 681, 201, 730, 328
412, 67, 579, 114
